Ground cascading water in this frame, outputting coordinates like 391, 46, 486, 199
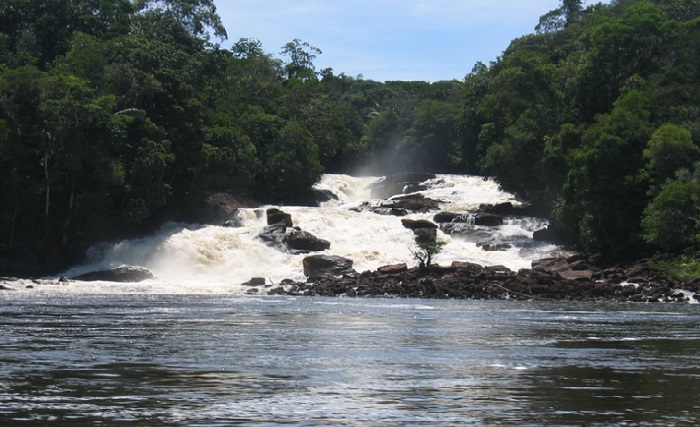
15, 174, 561, 294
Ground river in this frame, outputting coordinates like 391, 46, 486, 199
1, 295, 699, 426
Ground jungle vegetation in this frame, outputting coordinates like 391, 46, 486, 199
1, 0, 698, 274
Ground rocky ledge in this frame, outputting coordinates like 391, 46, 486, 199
266, 254, 700, 303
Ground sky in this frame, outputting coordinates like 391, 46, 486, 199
215, 1, 606, 82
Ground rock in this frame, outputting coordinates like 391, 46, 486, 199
477, 241, 512, 251
383, 194, 441, 213
354, 204, 409, 216
480, 202, 537, 217
401, 219, 438, 231
474, 213, 504, 226
72, 266, 154, 283
481, 202, 515, 215
377, 263, 408, 274
273, 254, 700, 303
401, 219, 438, 242
284, 229, 331, 252
433, 212, 463, 223
258, 224, 289, 250
533, 224, 573, 245
242, 277, 266, 287
532, 257, 570, 272
556, 269, 594, 281
266, 208, 293, 227
303, 255, 354, 277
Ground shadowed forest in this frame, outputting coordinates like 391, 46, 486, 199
1, 0, 699, 276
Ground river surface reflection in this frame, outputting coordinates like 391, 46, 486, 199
1, 295, 699, 426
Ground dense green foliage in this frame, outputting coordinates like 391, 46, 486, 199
1, 0, 699, 273
476, 0, 700, 262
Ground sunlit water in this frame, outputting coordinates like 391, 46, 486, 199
1, 295, 700, 426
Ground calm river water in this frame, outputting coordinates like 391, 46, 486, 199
1, 295, 699, 426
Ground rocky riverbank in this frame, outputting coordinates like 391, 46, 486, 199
259, 254, 700, 303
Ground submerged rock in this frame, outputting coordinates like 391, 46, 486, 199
72, 266, 154, 283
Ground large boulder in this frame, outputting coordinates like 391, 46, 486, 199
401, 219, 438, 231
401, 219, 438, 242
383, 194, 441, 213
433, 212, 464, 223
473, 213, 504, 226
266, 208, 293, 227
284, 229, 331, 252
72, 266, 154, 282
303, 255, 354, 277
258, 224, 289, 250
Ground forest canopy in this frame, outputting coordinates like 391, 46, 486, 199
1, 0, 699, 274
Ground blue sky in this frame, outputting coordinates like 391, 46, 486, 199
216, 1, 605, 82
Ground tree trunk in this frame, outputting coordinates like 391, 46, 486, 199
44, 150, 50, 217
9, 197, 19, 248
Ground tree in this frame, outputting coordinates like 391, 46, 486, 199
644, 124, 699, 187
577, 2, 668, 119
255, 121, 323, 200
411, 231, 445, 270
642, 179, 700, 253
562, 90, 653, 258
536, 0, 583, 33
0, 0, 134, 68
133, 0, 227, 41
280, 38, 322, 81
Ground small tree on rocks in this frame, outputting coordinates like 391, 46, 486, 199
411, 229, 446, 269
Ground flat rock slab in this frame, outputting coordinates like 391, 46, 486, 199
72, 266, 154, 282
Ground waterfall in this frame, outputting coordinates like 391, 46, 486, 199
48, 174, 560, 294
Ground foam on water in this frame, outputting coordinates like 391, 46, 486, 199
9, 174, 560, 294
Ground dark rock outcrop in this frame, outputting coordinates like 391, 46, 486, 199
384, 194, 441, 213
433, 212, 464, 223
401, 219, 438, 231
241, 277, 266, 287
401, 219, 438, 242
72, 266, 154, 283
474, 213, 504, 226
285, 229, 331, 252
303, 255, 354, 277
266, 208, 293, 227
269, 255, 696, 303
258, 209, 330, 253
479, 202, 538, 217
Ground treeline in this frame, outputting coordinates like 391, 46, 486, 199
0, 0, 469, 271
475, 0, 700, 264
0, 0, 699, 274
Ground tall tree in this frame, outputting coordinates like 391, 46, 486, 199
280, 38, 322, 81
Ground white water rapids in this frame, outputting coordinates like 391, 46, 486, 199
14, 174, 562, 294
